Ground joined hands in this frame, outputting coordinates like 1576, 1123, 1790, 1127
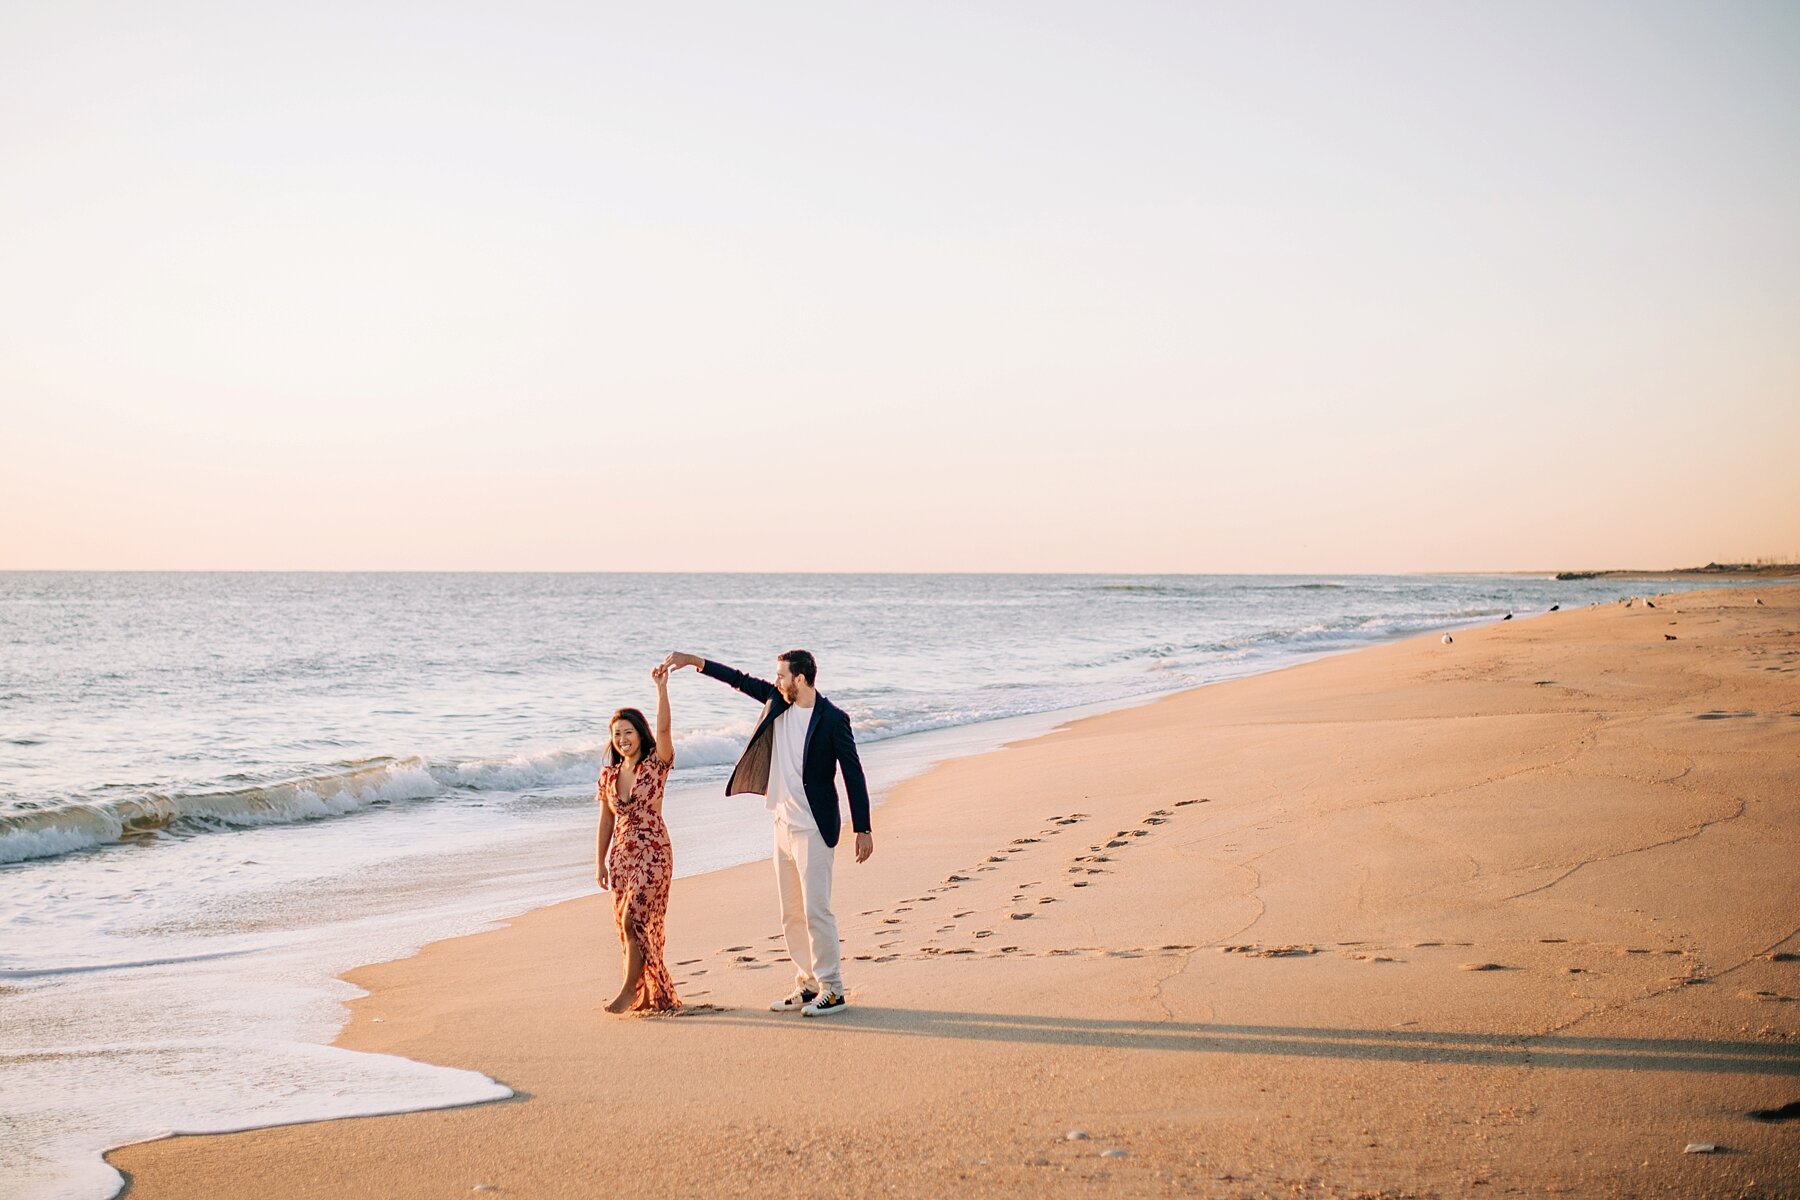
661, 651, 704, 674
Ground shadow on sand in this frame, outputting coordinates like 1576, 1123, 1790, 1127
696, 1007, 1800, 1075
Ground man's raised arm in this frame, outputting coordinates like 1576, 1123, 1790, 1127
662, 652, 777, 704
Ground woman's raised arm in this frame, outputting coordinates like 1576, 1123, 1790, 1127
652, 663, 674, 768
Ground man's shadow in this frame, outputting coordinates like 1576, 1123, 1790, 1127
699, 1007, 1800, 1076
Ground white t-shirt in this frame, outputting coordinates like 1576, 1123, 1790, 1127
765, 702, 816, 831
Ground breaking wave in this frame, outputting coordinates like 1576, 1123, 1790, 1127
0, 724, 764, 868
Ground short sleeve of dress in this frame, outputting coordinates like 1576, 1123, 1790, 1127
646, 750, 672, 781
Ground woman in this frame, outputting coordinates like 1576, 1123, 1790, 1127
595, 664, 680, 1014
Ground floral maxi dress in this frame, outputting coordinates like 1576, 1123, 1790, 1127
599, 751, 681, 1012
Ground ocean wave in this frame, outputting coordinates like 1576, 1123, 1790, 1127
0, 728, 767, 867
0, 759, 443, 867
439, 747, 600, 791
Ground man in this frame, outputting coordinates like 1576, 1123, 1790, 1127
662, 648, 873, 1017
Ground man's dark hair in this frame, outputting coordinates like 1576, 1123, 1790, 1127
604, 707, 657, 766
779, 649, 818, 686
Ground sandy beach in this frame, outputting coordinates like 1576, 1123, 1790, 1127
110, 586, 1800, 1198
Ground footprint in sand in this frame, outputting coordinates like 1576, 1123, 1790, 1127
1012, 837, 1041, 845
1009, 912, 1033, 921
1037, 897, 1057, 904
946, 875, 970, 883
954, 911, 974, 918
1459, 962, 1508, 972
1105, 840, 1129, 848
723, 945, 750, 952
975, 931, 993, 938
676, 959, 701, 966
882, 918, 902, 925
1174, 798, 1209, 806
733, 954, 758, 963
1072, 881, 1090, 888
895, 906, 912, 913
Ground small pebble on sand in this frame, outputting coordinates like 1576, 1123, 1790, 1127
1065, 1129, 1089, 1141
1101, 1148, 1128, 1159
1683, 1143, 1717, 1154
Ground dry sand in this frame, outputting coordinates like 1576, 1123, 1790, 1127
112, 587, 1800, 1198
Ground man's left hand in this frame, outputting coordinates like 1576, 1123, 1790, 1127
854, 831, 874, 863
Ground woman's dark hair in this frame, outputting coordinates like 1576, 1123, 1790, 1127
604, 707, 657, 766
780, 649, 817, 686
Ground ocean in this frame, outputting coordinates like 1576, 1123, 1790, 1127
0, 571, 1753, 1199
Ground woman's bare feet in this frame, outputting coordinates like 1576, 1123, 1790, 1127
605, 933, 645, 1013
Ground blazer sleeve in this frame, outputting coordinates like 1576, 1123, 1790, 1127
699, 659, 778, 704
835, 708, 872, 834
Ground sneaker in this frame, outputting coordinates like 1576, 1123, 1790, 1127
800, 990, 846, 1017
769, 987, 817, 1013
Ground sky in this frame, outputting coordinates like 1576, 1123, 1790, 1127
3, 1, 1797, 572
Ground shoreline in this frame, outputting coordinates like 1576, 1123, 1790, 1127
111, 585, 1800, 1198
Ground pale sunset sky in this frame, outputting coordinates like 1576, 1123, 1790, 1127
3, 2, 1796, 573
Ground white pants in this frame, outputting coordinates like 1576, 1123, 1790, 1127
773, 819, 842, 995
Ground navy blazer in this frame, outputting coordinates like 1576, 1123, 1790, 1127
699, 659, 871, 848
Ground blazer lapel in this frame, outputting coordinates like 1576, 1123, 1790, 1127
802, 697, 824, 762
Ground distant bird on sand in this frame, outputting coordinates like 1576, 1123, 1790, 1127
1645, 600, 1656, 608
1664, 634, 1678, 640
1548, 604, 1560, 612
1757, 597, 1765, 605
1502, 613, 1513, 621
1442, 634, 1454, 645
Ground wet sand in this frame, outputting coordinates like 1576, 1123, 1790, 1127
112, 586, 1800, 1198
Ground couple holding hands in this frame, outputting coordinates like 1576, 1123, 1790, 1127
597, 649, 873, 1017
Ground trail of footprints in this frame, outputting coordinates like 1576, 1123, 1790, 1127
669, 800, 1213, 990
816, 797, 1215, 965
671, 792, 1780, 995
